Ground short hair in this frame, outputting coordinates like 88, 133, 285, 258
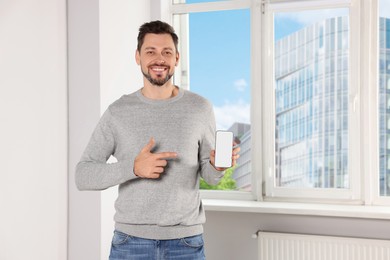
137, 20, 179, 52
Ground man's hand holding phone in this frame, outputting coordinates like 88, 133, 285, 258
210, 131, 240, 171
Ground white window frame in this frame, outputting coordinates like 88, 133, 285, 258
262, 0, 362, 203
169, 0, 259, 201
371, 0, 390, 205
165, 0, 390, 206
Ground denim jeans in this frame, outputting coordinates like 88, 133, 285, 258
109, 230, 206, 260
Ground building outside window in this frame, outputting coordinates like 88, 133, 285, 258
379, 16, 390, 196
274, 16, 349, 189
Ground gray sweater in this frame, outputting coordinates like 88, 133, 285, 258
75, 88, 224, 239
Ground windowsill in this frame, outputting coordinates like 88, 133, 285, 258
202, 199, 390, 220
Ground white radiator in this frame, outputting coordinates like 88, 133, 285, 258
257, 231, 390, 260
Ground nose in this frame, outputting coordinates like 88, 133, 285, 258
153, 53, 166, 64
155, 58, 165, 65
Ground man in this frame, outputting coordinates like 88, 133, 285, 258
75, 20, 240, 260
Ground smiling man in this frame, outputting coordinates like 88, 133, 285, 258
137, 34, 177, 87
75, 20, 240, 260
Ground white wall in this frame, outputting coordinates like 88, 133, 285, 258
99, 0, 150, 259
0, 1, 68, 260
204, 211, 390, 260
67, 0, 101, 259
67, 0, 151, 259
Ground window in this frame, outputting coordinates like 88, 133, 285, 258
268, 7, 357, 200
170, 0, 390, 205
378, 0, 390, 198
172, 1, 252, 194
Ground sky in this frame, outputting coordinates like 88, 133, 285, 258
185, 1, 390, 130
380, 0, 390, 17
188, 9, 250, 130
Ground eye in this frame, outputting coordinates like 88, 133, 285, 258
146, 51, 154, 55
164, 51, 172, 56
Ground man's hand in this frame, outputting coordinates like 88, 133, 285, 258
134, 137, 178, 179
210, 142, 240, 171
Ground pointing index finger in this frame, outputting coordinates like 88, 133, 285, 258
155, 152, 178, 160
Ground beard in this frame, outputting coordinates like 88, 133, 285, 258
142, 67, 174, 87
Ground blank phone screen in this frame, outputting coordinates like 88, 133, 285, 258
215, 131, 233, 168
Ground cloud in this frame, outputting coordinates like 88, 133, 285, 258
380, 1, 390, 18
278, 4, 390, 23
234, 78, 247, 92
276, 4, 390, 31
214, 100, 250, 130
276, 8, 348, 26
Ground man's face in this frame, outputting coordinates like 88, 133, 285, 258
136, 33, 179, 86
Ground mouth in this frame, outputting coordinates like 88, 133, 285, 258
149, 65, 169, 75
143, 65, 174, 86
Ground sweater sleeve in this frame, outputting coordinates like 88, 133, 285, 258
198, 102, 225, 185
75, 108, 138, 191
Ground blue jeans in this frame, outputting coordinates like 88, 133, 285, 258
109, 230, 206, 260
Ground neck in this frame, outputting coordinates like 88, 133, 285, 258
141, 82, 177, 100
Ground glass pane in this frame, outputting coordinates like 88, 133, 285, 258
379, 0, 390, 196
274, 8, 349, 189
173, 9, 251, 191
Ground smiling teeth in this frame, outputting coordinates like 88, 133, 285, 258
152, 68, 165, 71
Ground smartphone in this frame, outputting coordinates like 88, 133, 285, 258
215, 131, 233, 168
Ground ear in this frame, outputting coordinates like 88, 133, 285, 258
135, 50, 140, 65
175, 51, 180, 66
